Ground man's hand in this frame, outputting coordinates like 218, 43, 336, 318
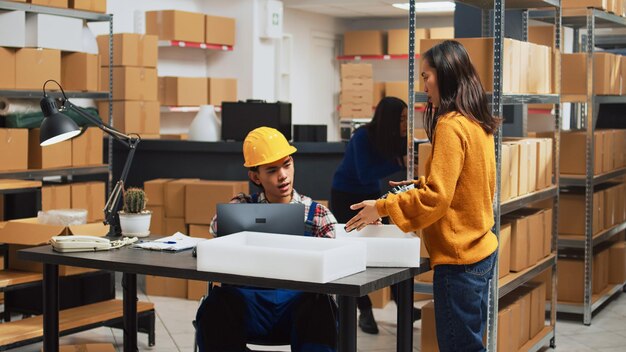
345, 200, 381, 232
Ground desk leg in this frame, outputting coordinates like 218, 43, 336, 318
122, 273, 138, 352
396, 278, 413, 352
43, 263, 59, 352
337, 295, 357, 352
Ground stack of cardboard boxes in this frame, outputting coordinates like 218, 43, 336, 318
143, 178, 248, 300
145, 10, 236, 47
562, 0, 626, 16
340, 63, 373, 118
158, 76, 238, 108
96, 33, 160, 136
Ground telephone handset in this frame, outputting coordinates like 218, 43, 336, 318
51, 235, 112, 252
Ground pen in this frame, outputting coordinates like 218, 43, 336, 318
162, 241, 177, 244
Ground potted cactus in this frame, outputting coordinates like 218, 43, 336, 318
118, 187, 152, 237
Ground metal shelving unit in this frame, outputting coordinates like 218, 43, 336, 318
158, 40, 233, 51
0, 0, 111, 21
0, 90, 109, 100
548, 280, 626, 314
336, 54, 419, 61
407, 1, 561, 350
532, 7, 626, 326
0, 165, 109, 181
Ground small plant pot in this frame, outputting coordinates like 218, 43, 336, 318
118, 210, 152, 237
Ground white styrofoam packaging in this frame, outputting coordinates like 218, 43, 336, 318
0, 11, 26, 47
335, 224, 421, 267
196, 231, 366, 283
25, 13, 83, 52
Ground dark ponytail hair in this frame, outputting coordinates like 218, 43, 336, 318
422, 40, 501, 141
366, 96, 408, 159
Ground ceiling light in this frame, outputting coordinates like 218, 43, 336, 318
392, 2, 456, 13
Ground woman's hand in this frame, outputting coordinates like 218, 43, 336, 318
345, 200, 381, 232
389, 179, 414, 188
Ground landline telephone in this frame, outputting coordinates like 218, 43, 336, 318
50, 235, 138, 253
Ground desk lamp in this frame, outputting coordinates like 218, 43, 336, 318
40, 80, 140, 237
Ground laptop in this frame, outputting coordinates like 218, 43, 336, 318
216, 203, 305, 237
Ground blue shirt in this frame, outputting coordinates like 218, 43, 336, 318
332, 127, 403, 194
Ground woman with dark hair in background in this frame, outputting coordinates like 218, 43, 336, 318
345, 40, 501, 351
330, 96, 420, 334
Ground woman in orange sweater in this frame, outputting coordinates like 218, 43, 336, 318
345, 40, 500, 351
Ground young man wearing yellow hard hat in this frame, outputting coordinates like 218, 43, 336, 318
196, 127, 339, 352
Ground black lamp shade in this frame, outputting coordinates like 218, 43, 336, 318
39, 96, 81, 146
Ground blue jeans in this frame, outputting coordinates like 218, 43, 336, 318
433, 251, 496, 352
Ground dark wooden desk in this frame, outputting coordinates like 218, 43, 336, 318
19, 245, 428, 352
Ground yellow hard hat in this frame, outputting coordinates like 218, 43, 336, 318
243, 127, 297, 167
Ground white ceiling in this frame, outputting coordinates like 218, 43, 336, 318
282, 0, 454, 18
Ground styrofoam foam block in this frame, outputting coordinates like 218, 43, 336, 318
335, 224, 420, 267
196, 231, 366, 283
0, 11, 26, 48
25, 13, 83, 52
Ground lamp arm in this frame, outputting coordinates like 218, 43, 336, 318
103, 143, 138, 234
63, 100, 136, 147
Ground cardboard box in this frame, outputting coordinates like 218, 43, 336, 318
385, 81, 409, 104
208, 78, 237, 106
562, 0, 608, 10
534, 138, 552, 190
61, 52, 99, 92
418, 143, 432, 177
164, 217, 186, 235
417, 269, 433, 283
189, 224, 212, 238
145, 275, 187, 298
100, 67, 157, 101
187, 280, 209, 301
28, 0, 68, 8
616, 184, 625, 224
97, 101, 160, 135
499, 223, 511, 279
146, 205, 164, 235
529, 26, 555, 49
500, 298, 522, 352
159, 76, 208, 106
0, 218, 108, 272
600, 130, 614, 173
341, 90, 373, 106
562, 53, 620, 95
604, 185, 616, 228
613, 130, 625, 167
370, 287, 391, 309
145, 10, 205, 43
97, 33, 158, 68
525, 140, 539, 192
421, 301, 439, 352
71, 127, 103, 166
164, 179, 199, 218
502, 142, 520, 200
29, 128, 72, 169
0, 10, 26, 48
560, 131, 603, 175
559, 190, 603, 236
343, 31, 383, 56
185, 180, 249, 225
503, 216, 529, 272
0, 128, 28, 171
528, 211, 544, 266
0, 47, 16, 89
42, 184, 71, 211
530, 282, 547, 338
71, 182, 105, 222
342, 78, 374, 91
15, 48, 61, 90
373, 82, 385, 106
341, 63, 373, 79
543, 208, 553, 257
429, 27, 454, 39
558, 253, 608, 302
69, 0, 106, 13
339, 103, 372, 119
496, 306, 511, 352
609, 241, 626, 284
144, 179, 172, 206
387, 28, 428, 55
25, 13, 82, 52
205, 15, 235, 46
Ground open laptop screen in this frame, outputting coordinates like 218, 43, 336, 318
216, 203, 305, 237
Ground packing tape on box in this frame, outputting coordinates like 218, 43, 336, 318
0, 98, 40, 116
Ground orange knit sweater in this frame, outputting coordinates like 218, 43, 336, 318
376, 112, 498, 267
